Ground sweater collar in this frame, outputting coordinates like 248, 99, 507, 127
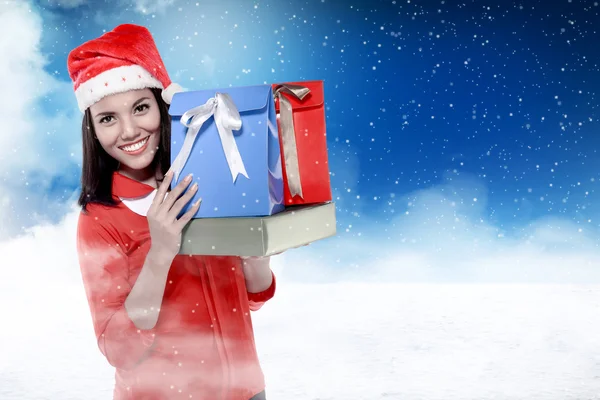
112, 171, 157, 199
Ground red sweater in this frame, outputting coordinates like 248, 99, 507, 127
76, 172, 276, 400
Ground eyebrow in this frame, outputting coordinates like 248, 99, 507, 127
93, 97, 151, 118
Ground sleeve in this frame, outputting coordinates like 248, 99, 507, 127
76, 210, 157, 370
246, 270, 276, 312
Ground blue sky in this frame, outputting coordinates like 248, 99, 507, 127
1, 0, 599, 280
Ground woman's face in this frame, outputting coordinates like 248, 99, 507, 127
89, 88, 162, 176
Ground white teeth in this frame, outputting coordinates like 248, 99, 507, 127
122, 137, 148, 152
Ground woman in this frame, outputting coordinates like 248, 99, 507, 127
69, 24, 276, 400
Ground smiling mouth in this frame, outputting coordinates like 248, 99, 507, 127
120, 136, 150, 153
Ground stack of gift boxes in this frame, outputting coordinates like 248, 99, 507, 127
168, 80, 336, 257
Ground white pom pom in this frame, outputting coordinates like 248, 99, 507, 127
162, 82, 184, 104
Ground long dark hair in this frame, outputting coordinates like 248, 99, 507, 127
78, 87, 171, 213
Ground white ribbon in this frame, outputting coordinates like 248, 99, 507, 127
274, 84, 310, 198
171, 92, 249, 183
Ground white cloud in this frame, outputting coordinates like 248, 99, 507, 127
0, 0, 82, 238
0, 1, 46, 156
55, 0, 176, 16
44, 0, 87, 8
279, 175, 600, 284
201, 54, 217, 77
132, 0, 176, 14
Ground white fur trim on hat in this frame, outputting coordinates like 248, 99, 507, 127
161, 82, 184, 104
75, 64, 163, 113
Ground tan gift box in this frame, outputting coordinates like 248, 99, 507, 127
179, 202, 336, 257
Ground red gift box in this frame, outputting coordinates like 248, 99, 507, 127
272, 80, 332, 206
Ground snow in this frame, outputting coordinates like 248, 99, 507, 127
1, 213, 599, 400
1, 283, 600, 399
0, 208, 598, 399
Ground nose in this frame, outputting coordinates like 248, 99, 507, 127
120, 117, 138, 141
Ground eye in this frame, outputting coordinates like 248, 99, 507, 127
134, 103, 150, 113
99, 115, 114, 124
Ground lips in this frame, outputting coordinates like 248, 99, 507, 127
120, 136, 149, 153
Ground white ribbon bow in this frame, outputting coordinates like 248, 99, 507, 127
171, 92, 249, 183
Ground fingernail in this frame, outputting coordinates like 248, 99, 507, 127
191, 183, 198, 191
194, 198, 202, 207
185, 174, 193, 182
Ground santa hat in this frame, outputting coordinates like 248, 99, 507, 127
67, 24, 183, 113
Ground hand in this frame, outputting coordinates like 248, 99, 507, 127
146, 170, 201, 262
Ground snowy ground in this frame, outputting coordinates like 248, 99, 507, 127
2, 280, 600, 400
1, 209, 600, 399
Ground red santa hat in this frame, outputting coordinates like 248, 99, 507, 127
67, 23, 183, 113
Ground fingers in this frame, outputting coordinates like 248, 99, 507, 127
149, 169, 173, 213
159, 173, 194, 218
168, 181, 199, 221
175, 198, 202, 231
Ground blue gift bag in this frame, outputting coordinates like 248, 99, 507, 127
168, 84, 284, 218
